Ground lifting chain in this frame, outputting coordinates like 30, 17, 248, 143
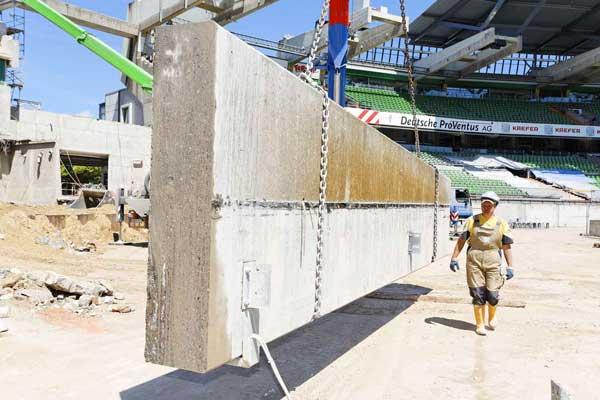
432, 167, 440, 262
299, 0, 330, 321
400, 0, 420, 156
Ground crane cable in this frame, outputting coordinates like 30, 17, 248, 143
299, 0, 331, 322
399, 0, 440, 260
400, 0, 420, 157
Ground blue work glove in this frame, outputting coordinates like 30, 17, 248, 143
506, 268, 514, 280
450, 260, 460, 272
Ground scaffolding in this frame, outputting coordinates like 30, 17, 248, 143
1, 0, 25, 104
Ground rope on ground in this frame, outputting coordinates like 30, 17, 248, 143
250, 334, 294, 400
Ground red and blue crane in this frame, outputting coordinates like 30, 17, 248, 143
328, 0, 351, 106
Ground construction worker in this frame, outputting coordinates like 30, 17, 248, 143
450, 205, 460, 236
449, 191, 514, 336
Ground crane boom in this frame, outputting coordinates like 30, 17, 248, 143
22, 0, 153, 92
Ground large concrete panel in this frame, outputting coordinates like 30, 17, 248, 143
147, 21, 451, 373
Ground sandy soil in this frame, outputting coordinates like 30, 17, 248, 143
0, 203, 148, 251
0, 227, 599, 400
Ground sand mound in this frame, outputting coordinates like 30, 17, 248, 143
0, 203, 148, 248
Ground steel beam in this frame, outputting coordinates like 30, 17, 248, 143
441, 0, 506, 33
459, 35, 522, 77
481, 0, 505, 29
535, 2, 600, 51
0, 0, 139, 38
130, 0, 280, 32
514, 0, 545, 35
280, 6, 404, 64
414, 28, 496, 78
479, 0, 589, 12
536, 46, 600, 83
348, 20, 405, 60
414, 0, 469, 42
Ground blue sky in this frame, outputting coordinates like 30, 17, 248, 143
14, 0, 430, 116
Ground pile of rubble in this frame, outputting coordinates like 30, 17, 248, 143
35, 233, 97, 252
0, 268, 133, 315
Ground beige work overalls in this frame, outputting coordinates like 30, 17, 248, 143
466, 218, 505, 291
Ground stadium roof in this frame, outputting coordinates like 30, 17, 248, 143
410, 0, 600, 56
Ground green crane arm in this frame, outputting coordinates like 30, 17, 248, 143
23, 0, 153, 93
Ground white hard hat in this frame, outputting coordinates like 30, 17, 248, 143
481, 191, 500, 205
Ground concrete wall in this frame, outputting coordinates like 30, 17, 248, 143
590, 220, 600, 237
0, 109, 151, 204
473, 200, 600, 228
0, 85, 11, 123
0, 142, 59, 204
146, 22, 451, 374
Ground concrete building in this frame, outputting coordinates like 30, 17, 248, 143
0, 31, 150, 205
0, 103, 151, 204
99, 88, 145, 126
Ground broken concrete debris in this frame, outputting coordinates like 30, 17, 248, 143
111, 304, 134, 313
15, 287, 54, 305
35, 234, 68, 250
0, 268, 132, 315
0, 270, 24, 289
35, 233, 97, 253
98, 280, 114, 296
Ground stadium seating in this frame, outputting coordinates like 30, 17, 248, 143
419, 152, 454, 166
437, 167, 527, 197
346, 86, 595, 125
493, 153, 600, 189
418, 150, 600, 194
592, 176, 600, 188
497, 153, 600, 175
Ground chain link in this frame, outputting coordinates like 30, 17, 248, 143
432, 167, 440, 262
299, 0, 330, 321
400, 0, 420, 157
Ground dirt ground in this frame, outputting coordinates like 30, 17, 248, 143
1, 226, 599, 400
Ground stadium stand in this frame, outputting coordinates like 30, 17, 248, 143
419, 149, 600, 196
437, 167, 526, 197
496, 153, 600, 175
346, 86, 600, 125
466, 168, 568, 199
530, 170, 599, 195
419, 152, 454, 166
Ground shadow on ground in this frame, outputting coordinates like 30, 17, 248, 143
120, 283, 432, 400
425, 317, 475, 331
